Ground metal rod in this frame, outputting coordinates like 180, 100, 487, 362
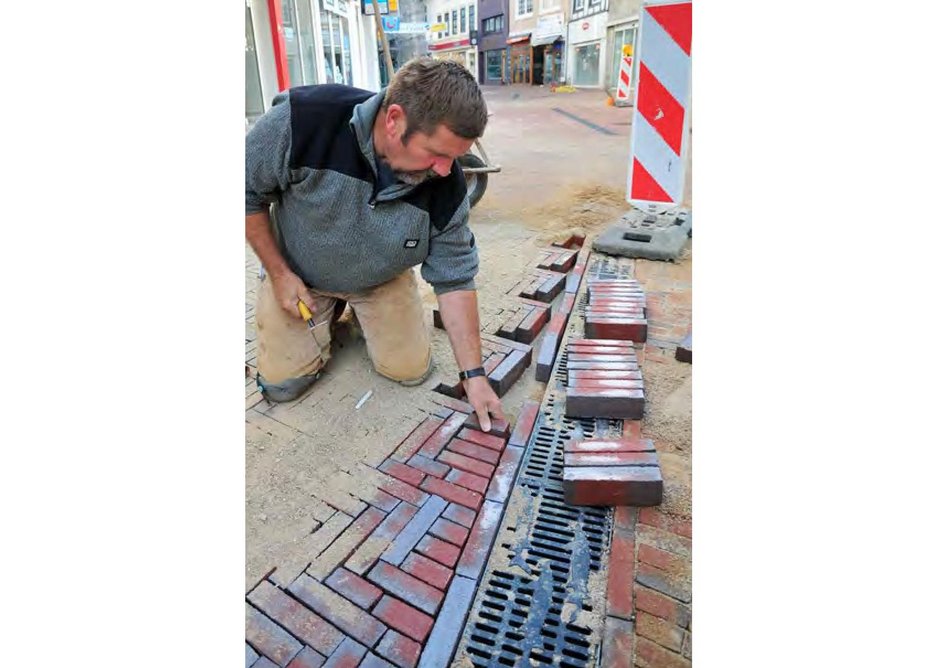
461, 166, 502, 174
371, 0, 395, 80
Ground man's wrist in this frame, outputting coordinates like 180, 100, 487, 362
458, 366, 486, 382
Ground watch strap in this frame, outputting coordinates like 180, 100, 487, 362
458, 366, 487, 381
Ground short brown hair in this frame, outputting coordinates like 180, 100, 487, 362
383, 57, 488, 142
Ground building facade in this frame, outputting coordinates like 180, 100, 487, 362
507, 0, 565, 85
565, 0, 608, 88
427, 0, 480, 78
478, 0, 509, 84
246, 0, 381, 123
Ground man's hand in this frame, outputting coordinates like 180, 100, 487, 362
463, 376, 505, 432
270, 270, 315, 319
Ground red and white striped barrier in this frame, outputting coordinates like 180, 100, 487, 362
626, 0, 692, 212
615, 50, 633, 102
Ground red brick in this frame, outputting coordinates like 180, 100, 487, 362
307, 507, 387, 580
456, 427, 506, 452
430, 394, 474, 414
245, 603, 303, 666
585, 319, 648, 343
442, 503, 476, 529
607, 527, 636, 619
635, 611, 684, 653
359, 653, 396, 668
447, 437, 501, 465
614, 506, 639, 530
565, 452, 659, 468
445, 468, 489, 494
496, 306, 529, 340
429, 517, 470, 546
287, 646, 326, 668
415, 534, 461, 567
357, 487, 401, 513
437, 450, 496, 478
455, 499, 503, 580
567, 344, 637, 355
366, 561, 444, 616
375, 629, 422, 668
248, 581, 345, 656
401, 552, 454, 591
482, 351, 507, 375
507, 400, 539, 448
569, 338, 636, 348
420, 475, 483, 510
419, 412, 470, 458
378, 477, 430, 507
568, 369, 643, 381
378, 460, 425, 488
463, 412, 511, 438
638, 508, 692, 538
635, 585, 691, 628
406, 454, 450, 478
325, 567, 383, 611
566, 387, 645, 420
485, 445, 524, 504
600, 617, 634, 668
516, 306, 549, 343
563, 438, 657, 454
567, 361, 640, 371
568, 353, 638, 363
568, 379, 644, 390
372, 596, 435, 643
391, 417, 444, 462
345, 501, 421, 575
288, 574, 387, 648
321, 636, 367, 667
638, 544, 681, 572
488, 349, 529, 397
563, 466, 663, 506
535, 331, 560, 382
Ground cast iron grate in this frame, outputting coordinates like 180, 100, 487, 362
459, 412, 612, 667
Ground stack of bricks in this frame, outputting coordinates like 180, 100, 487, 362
565, 339, 645, 419
562, 437, 663, 507
585, 278, 649, 343
245, 397, 541, 668
511, 268, 566, 303
431, 333, 532, 399
492, 298, 551, 344
536, 246, 579, 273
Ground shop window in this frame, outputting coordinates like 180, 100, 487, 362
486, 49, 504, 82
572, 41, 600, 86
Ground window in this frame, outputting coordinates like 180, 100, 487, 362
437, 13, 443, 38
460, 7, 466, 33
451, 10, 458, 35
445, 11, 450, 36
572, 41, 600, 86
541, 0, 560, 10
483, 14, 503, 35
469, 5, 475, 31
573, 0, 584, 11
588, 0, 601, 6
485, 49, 504, 82
517, 0, 533, 16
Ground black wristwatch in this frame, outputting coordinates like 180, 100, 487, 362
458, 366, 487, 381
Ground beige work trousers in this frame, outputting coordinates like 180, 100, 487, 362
255, 269, 432, 385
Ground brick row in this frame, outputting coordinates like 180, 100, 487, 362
247, 581, 345, 656
287, 574, 387, 648
537, 247, 579, 273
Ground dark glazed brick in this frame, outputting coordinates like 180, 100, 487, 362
360, 653, 397, 668
607, 525, 636, 620
676, 332, 692, 363
429, 516, 470, 545
488, 349, 529, 397
247, 643, 260, 667
564, 451, 659, 467
248, 581, 344, 656
442, 503, 476, 529
420, 476, 483, 511
599, 617, 634, 668
485, 445, 524, 504
366, 561, 444, 615
416, 575, 477, 668
321, 636, 367, 668
455, 499, 503, 580
565, 438, 656, 454
376, 629, 422, 668
287, 574, 387, 648
380, 494, 447, 566
445, 467, 489, 494
245, 603, 303, 667
507, 400, 539, 448
461, 412, 511, 439
390, 417, 444, 462
566, 388, 645, 420
325, 568, 383, 610
287, 647, 326, 668
563, 466, 663, 507
254, 659, 281, 668
418, 412, 470, 458
407, 453, 450, 478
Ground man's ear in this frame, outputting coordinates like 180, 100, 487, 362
386, 103, 408, 141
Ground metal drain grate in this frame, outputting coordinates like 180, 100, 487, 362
458, 412, 612, 667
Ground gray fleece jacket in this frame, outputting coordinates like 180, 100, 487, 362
245, 84, 478, 295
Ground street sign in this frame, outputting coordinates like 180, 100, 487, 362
361, 0, 389, 16
384, 20, 432, 34
381, 15, 400, 32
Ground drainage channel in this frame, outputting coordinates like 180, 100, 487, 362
452, 254, 637, 667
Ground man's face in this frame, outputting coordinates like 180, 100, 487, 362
381, 104, 475, 185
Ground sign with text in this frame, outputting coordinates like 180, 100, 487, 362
361, 0, 389, 15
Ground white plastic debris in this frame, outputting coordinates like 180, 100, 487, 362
355, 389, 374, 410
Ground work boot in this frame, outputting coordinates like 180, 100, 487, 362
256, 371, 321, 403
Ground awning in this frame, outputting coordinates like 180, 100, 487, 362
506, 32, 531, 44
531, 33, 562, 47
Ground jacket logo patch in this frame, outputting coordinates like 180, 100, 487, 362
404, 239, 419, 249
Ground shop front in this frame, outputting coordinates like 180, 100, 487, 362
566, 12, 608, 88
429, 37, 478, 78
530, 13, 564, 86
506, 31, 532, 84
